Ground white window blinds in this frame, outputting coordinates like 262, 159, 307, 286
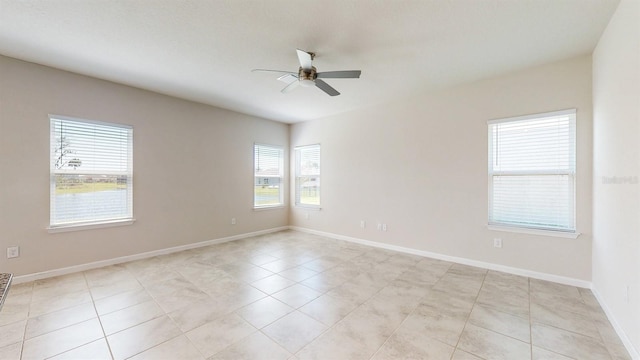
295, 144, 320, 207
50, 116, 133, 227
254, 144, 283, 208
488, 109, 576, 233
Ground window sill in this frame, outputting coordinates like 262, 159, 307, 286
253, 205, 285, 211
488, 224, 580, 239
48, 219, 135, 233
295, 205, 321, 211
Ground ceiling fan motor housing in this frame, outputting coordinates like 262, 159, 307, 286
298, 66, 317, 87
298, 66, 317, 81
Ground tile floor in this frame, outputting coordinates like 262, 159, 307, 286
0, 230, 631, 360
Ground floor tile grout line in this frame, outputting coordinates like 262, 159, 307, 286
530, 289, 603, 318
450, 267, 489, 359
27, 273, 114, 360
298, 255, 424, 359
366, 286, 429, 359
464, 274, 566, 355
116, 264, 205, 360
362, 291, 412, 359
366, 260, 453, 359
19, 281, 35, 360
129, 247, 291, 359
83, 270, 115, 360
257, 323, 302, 357
531, 320, 617, 346
529, 280, 606, 360
529, 276, 534, 360
577, 288, 616, 359
20, 302, 99, 341
235, 295, 290, 329
96, 264, 189, 359
122, 330, 191, 360
302, 269, 385, 357
530, 287, 619, 341
182, 329, 208, 360
261, 324, 301, 358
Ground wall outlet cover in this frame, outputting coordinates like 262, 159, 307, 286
7, 246, 20, 259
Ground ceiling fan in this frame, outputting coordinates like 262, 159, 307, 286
252, 49, 361, 96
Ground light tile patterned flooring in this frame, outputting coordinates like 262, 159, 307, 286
0, 230, 631, 360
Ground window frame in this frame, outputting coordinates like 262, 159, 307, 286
48, 115, 134, 232
294, 144, 321, 209
253, 143, 284, 209
487, 109, 578, 237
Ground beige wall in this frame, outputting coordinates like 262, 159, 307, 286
0, 56, 289, 276
291, 55, 593, 282
592, 0, 640, 354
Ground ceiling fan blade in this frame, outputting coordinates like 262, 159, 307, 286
316, 70, 362, 79
281, 80, 300, 94
315, 79, 340, 96
252, 69, 297, 74
277, 73, 298, 84
296, 49, 313, 70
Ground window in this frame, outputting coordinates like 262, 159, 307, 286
50, 116, 133, 228
488, 109, 576, 234
254, 144, 283, 208
295, 144, 320, 207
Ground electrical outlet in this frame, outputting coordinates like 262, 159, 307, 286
360, 220, 366, 228
7, 246, 19, 259
231, 218, 236, 225
382, 224, 387, 231
493, 238, 502, 248
377, 223, 382, 231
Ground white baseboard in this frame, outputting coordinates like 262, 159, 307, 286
591, 287, 640, 360
289, 226, 592, 289
13, 226, 289, 284
17, 225, 589, 289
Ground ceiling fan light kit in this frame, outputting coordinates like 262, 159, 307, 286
252, 49, 361, 96
299, 78, 315, 87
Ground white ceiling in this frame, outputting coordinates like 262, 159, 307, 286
0, 0, 619, 123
